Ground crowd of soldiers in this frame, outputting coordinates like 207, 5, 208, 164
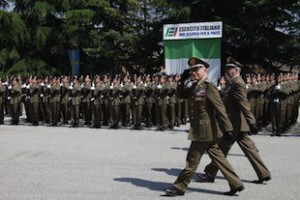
0, 71, 299, 135
218, 72, 300, 136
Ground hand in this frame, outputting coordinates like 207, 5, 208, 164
249, 124, 258, 135
223, 131, 234, 141
181, 69, 190, 81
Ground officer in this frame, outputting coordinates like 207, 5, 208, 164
196, 56, 271, 184
174, 74, 182, 127
164, 57, 244, 196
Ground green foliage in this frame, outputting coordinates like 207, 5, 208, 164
0, 0, 299, 76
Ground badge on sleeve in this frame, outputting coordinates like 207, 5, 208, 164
196, 89, 206, 97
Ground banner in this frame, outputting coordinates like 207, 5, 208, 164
68, 48, 80, 76
163, 22, 222, 84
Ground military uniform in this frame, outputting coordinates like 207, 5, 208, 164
131, 80, 145, 129
155, 78, 170, 131
81, 81, 92, 125
9, 80, 21, 125
29, 81, 40, 126
92, 80, 105, 128
144, 79, 155, 127
108, 81, 122, 129
167, 79, 176, 129
70, 81, 82, 127
120, 80, 132, 127
0, 82, 6, 124
200, 57, 271, 183
166, 57, 244, 196
49, 81, 61, 126
60, 80, 70, 124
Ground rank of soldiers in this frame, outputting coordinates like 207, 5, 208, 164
0, 72, 299, 136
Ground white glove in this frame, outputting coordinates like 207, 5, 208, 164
26, 85, 30, 89
110, 85, 113, 89
91, 86, 95, 90
47, 85, 51, 89
133, 85, 137, 89
144, 83, 147, 87
60, 83, 63, 86
121, 83, 124, 87
157, 85, 162, 89
40, 94, 44, 97
41, 83, 44, 86
8, 85, 12, 89
69, 86, 73, 90
21, 84, 27, 88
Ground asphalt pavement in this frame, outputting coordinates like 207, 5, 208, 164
0, 115, 300, 200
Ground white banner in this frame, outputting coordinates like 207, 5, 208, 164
163, 21, 222, 40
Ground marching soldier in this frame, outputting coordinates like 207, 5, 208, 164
39, 77, 51, 124
197, 56, 271, 185
102, 75, 110, 126
174, 74, 182, 127
164, 57, 244, 196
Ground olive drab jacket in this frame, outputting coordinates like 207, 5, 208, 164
223, 76, 256, 135
71, 83, 82, 105
187, 77, 233, 142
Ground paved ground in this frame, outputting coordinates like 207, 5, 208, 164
0, 116, 300, 200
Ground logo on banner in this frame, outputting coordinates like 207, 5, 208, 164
165, 27, 178, 37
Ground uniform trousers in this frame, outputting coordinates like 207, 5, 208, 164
174, 141, 243, 191
204, 133, 271, 180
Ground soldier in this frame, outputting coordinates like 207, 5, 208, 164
102, 75, 110, 126
120, 75, 132, 127
155, 73, 170, 131
174, 74, 182, 127
39, 77, 51, 124
164, 57, 244, 197
196, 56, 271, 185
143, 74, 155, 127
69, 77, 82, 127
81, 75, 92, 125
49, 77, 61, 126
9, 77, 21, 125
167, 75, 176, 129
131, 75, 145, 130
28, 76, 40, 126
60, 76, 70, 124
108, 76, 122, 129
91, 75, 105, 128
0, 78, 6, 124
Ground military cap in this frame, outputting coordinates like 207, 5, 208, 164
188, 57, 210, 69
225, 56, 243, 68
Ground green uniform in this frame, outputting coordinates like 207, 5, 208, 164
173, 77, 243, 192
120, 82, 132, 126
203, 76, 271, 181
70, 83, 82, 127
131, 82, 145, 129
49, 83, 60, 126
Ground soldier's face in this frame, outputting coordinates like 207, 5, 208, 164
191, 67, 206, 80
225, 67, 237, 79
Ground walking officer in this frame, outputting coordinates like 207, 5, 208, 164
164, 57, 244, 196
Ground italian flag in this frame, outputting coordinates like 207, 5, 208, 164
163, 22, 222, 84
